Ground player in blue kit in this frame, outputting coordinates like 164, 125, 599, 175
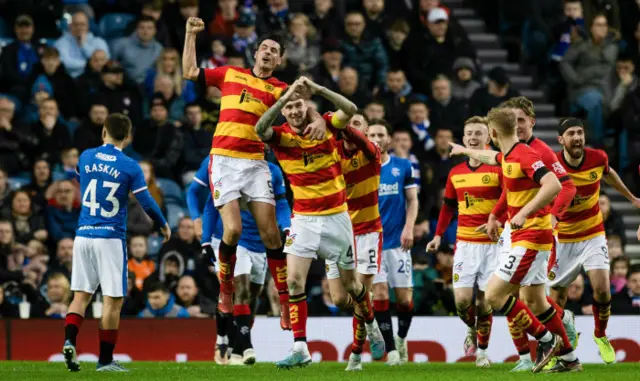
62, 114, 170, 372
367, 120, 419, 366
187, 155, 291, 365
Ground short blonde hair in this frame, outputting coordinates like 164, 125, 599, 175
487, 107, 516, 136
464, 116, 488, 126
499, 96, 535, 118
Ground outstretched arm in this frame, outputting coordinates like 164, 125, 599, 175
448, 142, 499, 165
182, 17, 205, 81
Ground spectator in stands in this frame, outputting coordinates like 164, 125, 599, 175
341, 11, 388, 93
199, 86, 222, 132
599, 194, 627, 248
550, 0, 585, 67
257, 0, 291, 35
75, 49, 109, 116
428, 75, 468, 138
611, 256, 630, 295
1, 190, 47, 245
469, 66, 519, 118
364, 100, 386, 121
404, 99, 434, 155
308, 277, 351, 316
307, 0, 342, 40
200, 37, 230, 70
560, 14, 618, 146
139, 281, 189, 318
149, 75, 186, 122
140, 161, 164, 209
181, 103, 212, 180
611, 264, 640, 315
312, 38, 342, 96
521, 0, 565, 84
145, 48, 197, 104
36, 47, 78, 119
73, 103, 108, 153
606, 55, 638, 113
144, 251, 184, 292
336, 67, 370, 110
0, 220, 46, 285
285, 14, 320, 73
0, 15, 40, 102
21, 159, 53, 213
607, 234, 624, 260
29, 273, 71, 318
209, 0, 238, 38
58, 147, 79, 181
54, 11, 110, 79
423, 127, 456, 190
31, 98, 71, 167
0, 169, 9, 214
128, 235, 156, 290
133, 95, 184, 180
159, 218, 200, 267
451, 57, 481, 100
42, 237, 73, 283
127, 160, 165, 235
230, 10, 259, 68
0, 283, 19, 318
383, 19, 410, 69
363, 0, 392, 40
377, 68, 424, 127
121, 271, 145, 316
402, 7, 476, 95
94, 61, 143, 126
112, 16, 163, 84
0, 97, 37, 176
125, 0, 172, 47
176, 275, 214, 317
168, 0, 209, 55
563, 273, 590, 315
46, 180, 79, 242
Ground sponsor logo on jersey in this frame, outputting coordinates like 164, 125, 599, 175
302, 152, 323, 167
532, 160, 545, 171
95, 152, 116, 162
552, 162, 567, 175
379, 182, 399, 196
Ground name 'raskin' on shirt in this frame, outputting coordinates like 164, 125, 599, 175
84, 162, 121, 179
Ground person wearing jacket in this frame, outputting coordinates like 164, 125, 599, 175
138, 281, 190, 318
376, 68, 426, 127
451, 57, 481, 100
112, 16, 163, 84
46, 180, 79, 242
0, 15, 41, 102
611, 265, 640, 315
54, 11, 110, 78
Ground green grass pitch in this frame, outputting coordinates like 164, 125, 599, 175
0, 362, 638, 380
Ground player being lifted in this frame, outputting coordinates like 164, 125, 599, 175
450, 108, 581, 373
551, 118, 640, 364
62, 114, 170, 372
368, 120, 419, 365
183, 17, 325, 326
255, 77, 384, 369
426, 117, 502, 367
325, 111, 385, 371
187, 155, 292, 365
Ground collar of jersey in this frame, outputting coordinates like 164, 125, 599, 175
381, 155, 391, 167
102, 143, 122, 151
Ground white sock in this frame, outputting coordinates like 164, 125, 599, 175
477, 348, 487, 356
560, 351, 577, 362
562, 311, 571, 325
540, 331, 553, 343
520, 353, 531, 361
293, 341, 308, 353
216, 335, 228, 345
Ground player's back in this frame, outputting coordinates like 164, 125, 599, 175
341, 145, 382, 235
77, 144, 143, 239
379, 155, 418, 250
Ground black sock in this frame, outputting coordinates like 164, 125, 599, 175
65, 324, 79, 346
232, 314, 252, 355
99, 341, 115, 365
397, 310, 413, 339
218, 239, 237, 263
265, 246, 285, 259
216, 310, 228, 338
228, 317, 236, 351
374, 309, 396, 352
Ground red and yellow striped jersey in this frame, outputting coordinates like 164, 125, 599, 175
496, 143, 554, 251
443, 161, 503, 243
269, 113, 348, 216
204, 66, 287, 160
555, 148, 609, 243
341, 144, 382, 235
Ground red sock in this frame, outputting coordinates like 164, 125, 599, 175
477, 311, 493, 350
373, 299, 389, 313
353, 286, 374, 323
507, 316, 532, 354
289, 293, 308, 341
351, 313, 367, 355
64, 313, 84, 346
457, 305, 476, 328
267, 257, 289, 303
500, 296, 547, 340
546, 296, 564, 318
218, 240, 237, 293
592, 301, 611, 338
537, 306, 572, 351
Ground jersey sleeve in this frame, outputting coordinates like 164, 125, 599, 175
496, 152, 503, 164
597, 149, 610, 174
130, 162, 148, 194
443, 172, 457, 207
266, 125, 284, 145
404, 159, 418, 189
540, 148, 569, 182
193, 157, 210, 187
322, 112, 347, 135
202, 67, 228, 88
520, 151, 550, 184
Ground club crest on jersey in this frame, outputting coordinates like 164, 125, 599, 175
453, 273, 459, 282
482, 175, 490, 184
506, 165, 512, 175
392, 167, 400, 177
548, 271, 556, 281
590, 171, 597, 181
265, 84, 275, 92
285, 234, 297, 247
350, 158, 359, 168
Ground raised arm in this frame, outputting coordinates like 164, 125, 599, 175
448, 142, 499, 165
301, 77, 357, 127
182, 17, 205, 81
341, 126, 379, 161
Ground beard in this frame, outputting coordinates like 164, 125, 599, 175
566, 144, 584, 159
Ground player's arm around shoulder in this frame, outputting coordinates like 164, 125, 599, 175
255, 79, 307, 141
302, 77, 357, 129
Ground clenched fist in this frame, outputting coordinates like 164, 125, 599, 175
186, 17, 205, 34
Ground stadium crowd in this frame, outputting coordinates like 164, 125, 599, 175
0, 0, 639, 320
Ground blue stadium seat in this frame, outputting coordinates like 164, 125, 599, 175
156, 178, 184, 205
147, 235, 164, 258
98, 13, 135, 40
165, 203, 186, 230
8, 176, 30, 190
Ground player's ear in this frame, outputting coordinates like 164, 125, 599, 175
557, 135, 563, 145
101, 127, 106, 141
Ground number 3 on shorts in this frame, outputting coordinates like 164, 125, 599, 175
504, 255, 517, 270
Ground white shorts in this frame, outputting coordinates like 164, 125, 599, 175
284, 211, 355, 271
549, 235, 609, 287
209, 155, 275, 208
494, 245, 549, 286
209, 237, 221, 273
235, 246, 268, 285
453, 241, 499, 291
373, 247, 413, 288
326, 232, 382, 280
498, 223, 511, 255
71, 237, 127, 297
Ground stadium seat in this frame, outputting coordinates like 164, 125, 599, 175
165, 203, 186, 230
0, 17, 9, 38
147, 235, 164, 259
98, 13, 135, 40
156, 178, 184, 206
8, 176, 30, 190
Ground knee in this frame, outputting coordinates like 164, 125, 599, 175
397, 298, 412, 311
594, 289, 611, 304
224, 225, 242, 244
259, 226, 281, 249
287, 273, 304, 293
455, 299, 473, 312
484, 289, 503, 311
333, 294, 351, 309
373, 284, 389, 300
235, 286, 251, 304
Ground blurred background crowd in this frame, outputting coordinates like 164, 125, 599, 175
0, 0, 639, 320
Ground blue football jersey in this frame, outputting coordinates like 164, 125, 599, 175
77, 144, 148, 239
191, 157, 223, 241
378, 155, 419, 250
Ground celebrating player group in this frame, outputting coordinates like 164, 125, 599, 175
57, 15, 640, 374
